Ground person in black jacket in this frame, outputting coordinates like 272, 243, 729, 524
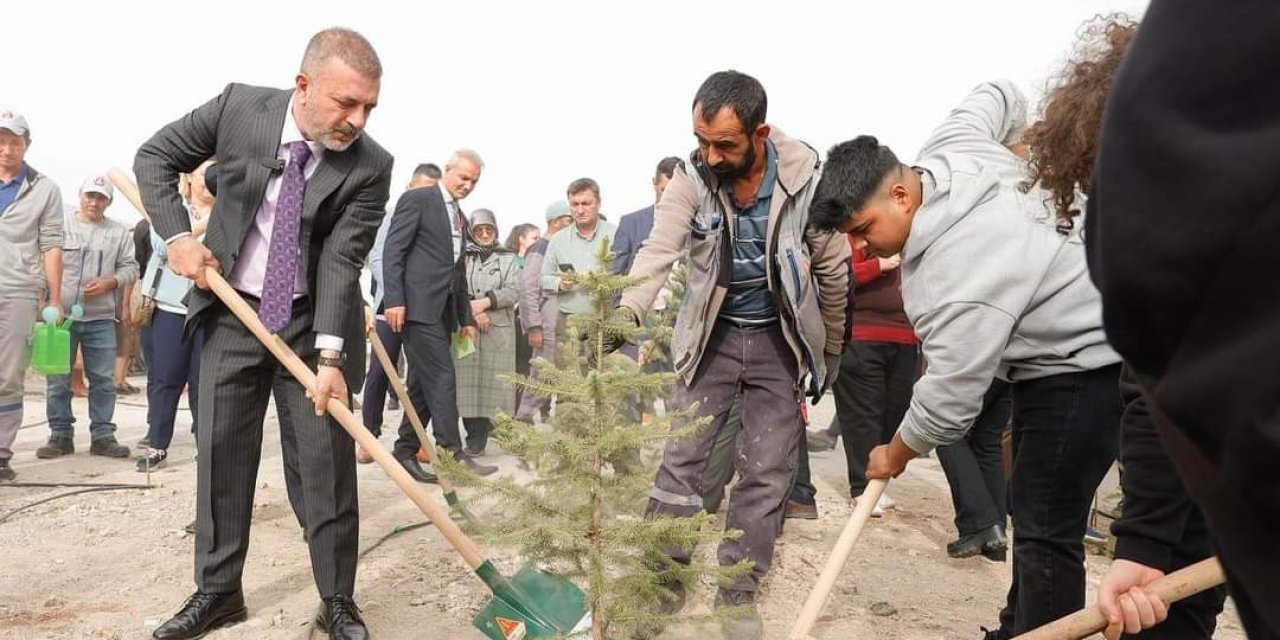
1080, 2, 1280, 637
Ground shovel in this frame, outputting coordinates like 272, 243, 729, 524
788, 478, 888, 640
1011, 557, 1224, 639
202, 268, 589, 639
365, 325, 476, 522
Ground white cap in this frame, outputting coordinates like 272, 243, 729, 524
81, 175, 114, 200
0, 110, 29, 136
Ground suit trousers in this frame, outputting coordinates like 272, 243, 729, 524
361, 318, 403, 437
195, 300, 359, 598
396, 320, 463, 458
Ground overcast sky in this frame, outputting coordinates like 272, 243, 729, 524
13, 0, 1146, 235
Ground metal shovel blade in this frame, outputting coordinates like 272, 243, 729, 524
473, 563, 590, 639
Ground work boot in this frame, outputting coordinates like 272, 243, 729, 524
631, 575, 687, 639
36, 436, 75, 459
716, 588, 762, 640
90, 436, 131, 458
784, 499, 819, 520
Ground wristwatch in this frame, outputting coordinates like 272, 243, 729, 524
317, 350, 347, 369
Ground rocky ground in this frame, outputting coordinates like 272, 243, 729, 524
0, 371, 1245, 639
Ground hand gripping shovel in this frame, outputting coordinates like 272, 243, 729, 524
203, 268, 590, 639
365, 325, 475, 522
1012, 557, 1224, 640
788, 478, 888, 640
109, 166, 591, 639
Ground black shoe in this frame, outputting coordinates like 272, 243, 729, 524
137, 437, 151, 449
36, 436, 74, 459
316, 595, 368, 640
947, 524, 1007, 561
461, 455, 498, 477
980, 626, 1010, 640
716, 588, 762, 640
152, 591, 247, 639
396, 456, 438, 484
387, 396, 400, 411
807, 429, 838, 452
464, 445, 486, 457
90, 436, 131, 458
136, 449, 168, 472
0, 459, 14, 482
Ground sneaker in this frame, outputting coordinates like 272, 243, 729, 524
89, 436, 130, 458
808, 429, 838, 452
136, 448, 168, 472
784, 499, 819, 520
0, 459, 14, 482
853, 492, 891, 518
36, 436, 75, 459
716, 588, 762, 640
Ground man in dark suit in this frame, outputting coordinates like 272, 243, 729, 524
610, 156, 684, 278
383, 149, 497, 478
134, 28, 391, 640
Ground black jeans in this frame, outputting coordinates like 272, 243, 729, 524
936, 380, 1012, 537
996, 364, 1122, 635
836, 341, 918, 497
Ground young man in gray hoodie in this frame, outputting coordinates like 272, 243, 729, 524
0, 111, 64, 482
810, 81, 1122, 638
35, 176, 138, 460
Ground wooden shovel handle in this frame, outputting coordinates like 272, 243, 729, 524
365, 325, 457, 494
204, 267, 486, 569
1013, 557, 1224, 639
787, 478, 888, 639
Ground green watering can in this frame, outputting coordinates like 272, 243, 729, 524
30, 305, 82, 376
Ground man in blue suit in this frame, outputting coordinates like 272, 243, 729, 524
610, 156, 684, 278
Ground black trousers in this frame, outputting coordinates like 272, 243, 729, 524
1137, 375, 1280, 639
195, 301, 358, 598
396, 320, 463, 458
936, 380, 1012, 537
836, 341, 918, 497
997, 365, 1122, 635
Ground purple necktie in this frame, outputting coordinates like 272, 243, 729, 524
259, 141, 311, 333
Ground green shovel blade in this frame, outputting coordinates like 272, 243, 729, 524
473, 563, 590, 639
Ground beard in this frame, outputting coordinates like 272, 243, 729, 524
707, 141, 757, 182
302, 99, 360, 152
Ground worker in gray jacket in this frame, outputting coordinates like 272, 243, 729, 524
0, 110, 64, 482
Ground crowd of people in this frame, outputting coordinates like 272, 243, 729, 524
2, 2, 1278, 639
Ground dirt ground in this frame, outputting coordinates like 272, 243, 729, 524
0, 371, 1246, 640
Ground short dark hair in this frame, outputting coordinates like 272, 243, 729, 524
692, 70, 768, 133
810, 136, 901, 232
413, 163, 442, 180
567, 177, 600, 200
655, 156, 685, 181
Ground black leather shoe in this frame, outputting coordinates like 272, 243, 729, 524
152, 591, 247, 639
317, 595, 369, 640
947, 524, 1007, 561
461, 454, 498, 477
396, 456, 438, 484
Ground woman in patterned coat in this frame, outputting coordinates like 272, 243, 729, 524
456, 209, 521, 455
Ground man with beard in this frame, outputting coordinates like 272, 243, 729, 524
614, 70, 850, 639
135, 27, 392, 640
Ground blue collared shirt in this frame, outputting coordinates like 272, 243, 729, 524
0, 164, 29, 214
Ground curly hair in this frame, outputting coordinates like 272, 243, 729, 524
1024, 14, 1138, 234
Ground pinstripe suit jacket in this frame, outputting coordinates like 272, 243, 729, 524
134, 83, 393, 388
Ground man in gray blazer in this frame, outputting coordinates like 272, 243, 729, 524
134, 28, 392, 640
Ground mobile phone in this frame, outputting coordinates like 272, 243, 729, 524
559, 263, 575, 273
